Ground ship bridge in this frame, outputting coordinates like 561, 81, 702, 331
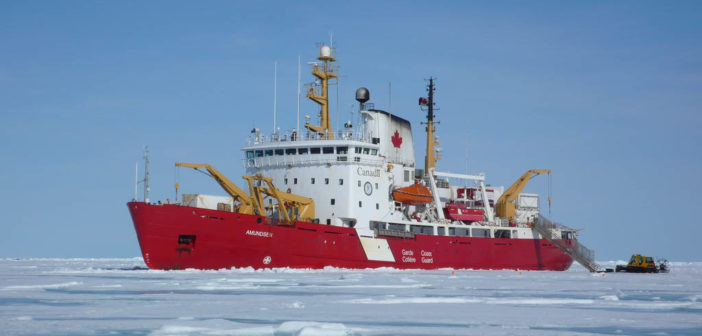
243, 109, 414, 168
242, 133, 384, 169
241, 105, 418, 233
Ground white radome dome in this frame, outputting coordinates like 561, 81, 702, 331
320, 45, 331, 58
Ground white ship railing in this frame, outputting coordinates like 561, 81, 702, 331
243, 155, 385, 169
249, 130, 374, 146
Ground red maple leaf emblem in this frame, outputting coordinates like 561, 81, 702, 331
391, 130, 402, 148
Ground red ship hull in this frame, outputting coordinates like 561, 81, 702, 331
128, 202, 574, 271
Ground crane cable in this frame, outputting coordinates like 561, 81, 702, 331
547, 172, 552, 216
174, 165, 180, 203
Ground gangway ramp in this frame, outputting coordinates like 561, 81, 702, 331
533, 215, 601, 272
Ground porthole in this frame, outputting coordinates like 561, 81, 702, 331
364, 182, 373, 195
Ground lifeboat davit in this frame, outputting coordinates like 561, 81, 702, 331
392, 184, 433, 205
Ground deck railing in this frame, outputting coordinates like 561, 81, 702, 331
249, 130, 373, 146
243, 155, 385, 169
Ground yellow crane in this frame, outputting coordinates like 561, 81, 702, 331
175, 163, 315, 223
175, 162, 255, 215
243, 174, 315, 223
496, 169, 551, 221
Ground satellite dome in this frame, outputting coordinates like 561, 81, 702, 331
320, 45, 332, 58
355, 87, 370, 103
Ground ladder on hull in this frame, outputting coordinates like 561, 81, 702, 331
533, 215, 601, 272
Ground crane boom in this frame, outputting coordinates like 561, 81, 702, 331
496, 169, 551, 221
175, 163, 315, 222
175, 162, 255, 214
243, 174, 316, 222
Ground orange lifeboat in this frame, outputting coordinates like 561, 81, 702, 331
392, 184, 433, 205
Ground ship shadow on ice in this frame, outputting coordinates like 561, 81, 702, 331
101, 266, 149, 271
45, 286, 396, 298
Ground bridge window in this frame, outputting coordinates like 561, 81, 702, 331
411, 225, 432, 234
299, 148, 309, 155
355, 147, 362, 154
495, 229, 511, 238
286, 148, 297, 155
438, 227, 445, 235
472, 228, 490, 238
323, 147, 334, 154
275, 149, 284, 156
370, 221, 386, 230
371, 149, 378, 155
448, 228, 469, 236
311, 147, 321, 154
336, 146, 348, 154
263, 149, 272, 157
255, 150, 263, 157
246, 151, 254, 158
362, 148, 370, 155
388, 223, 404, 231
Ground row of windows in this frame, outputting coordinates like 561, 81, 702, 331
285, 177, 341, 185
246, 146, 378, 158
283, 178, 379, 190
371, 222, 502, 238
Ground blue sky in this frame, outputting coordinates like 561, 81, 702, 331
1, 1, 700, 261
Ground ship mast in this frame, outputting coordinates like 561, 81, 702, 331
305, 45, 337, 140
143, 146, 150, 203
422, 77, 440, 176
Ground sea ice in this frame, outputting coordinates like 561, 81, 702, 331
0, 258, 700, 335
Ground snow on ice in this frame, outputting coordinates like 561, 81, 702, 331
0, 258, 700, 335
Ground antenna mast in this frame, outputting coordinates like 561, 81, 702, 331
389, 81, 392, 112
143, 146, 150, 203
297, 56, 301, 138
420, 78, 440, 176
304, 43, 337, 139
273, 61, 277, 135
134, 162, 138, 201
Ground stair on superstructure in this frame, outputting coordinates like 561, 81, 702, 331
533, 215, 601, 272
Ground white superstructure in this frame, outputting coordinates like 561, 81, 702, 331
243, 108, 417, 236
235, 44, 567, 242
